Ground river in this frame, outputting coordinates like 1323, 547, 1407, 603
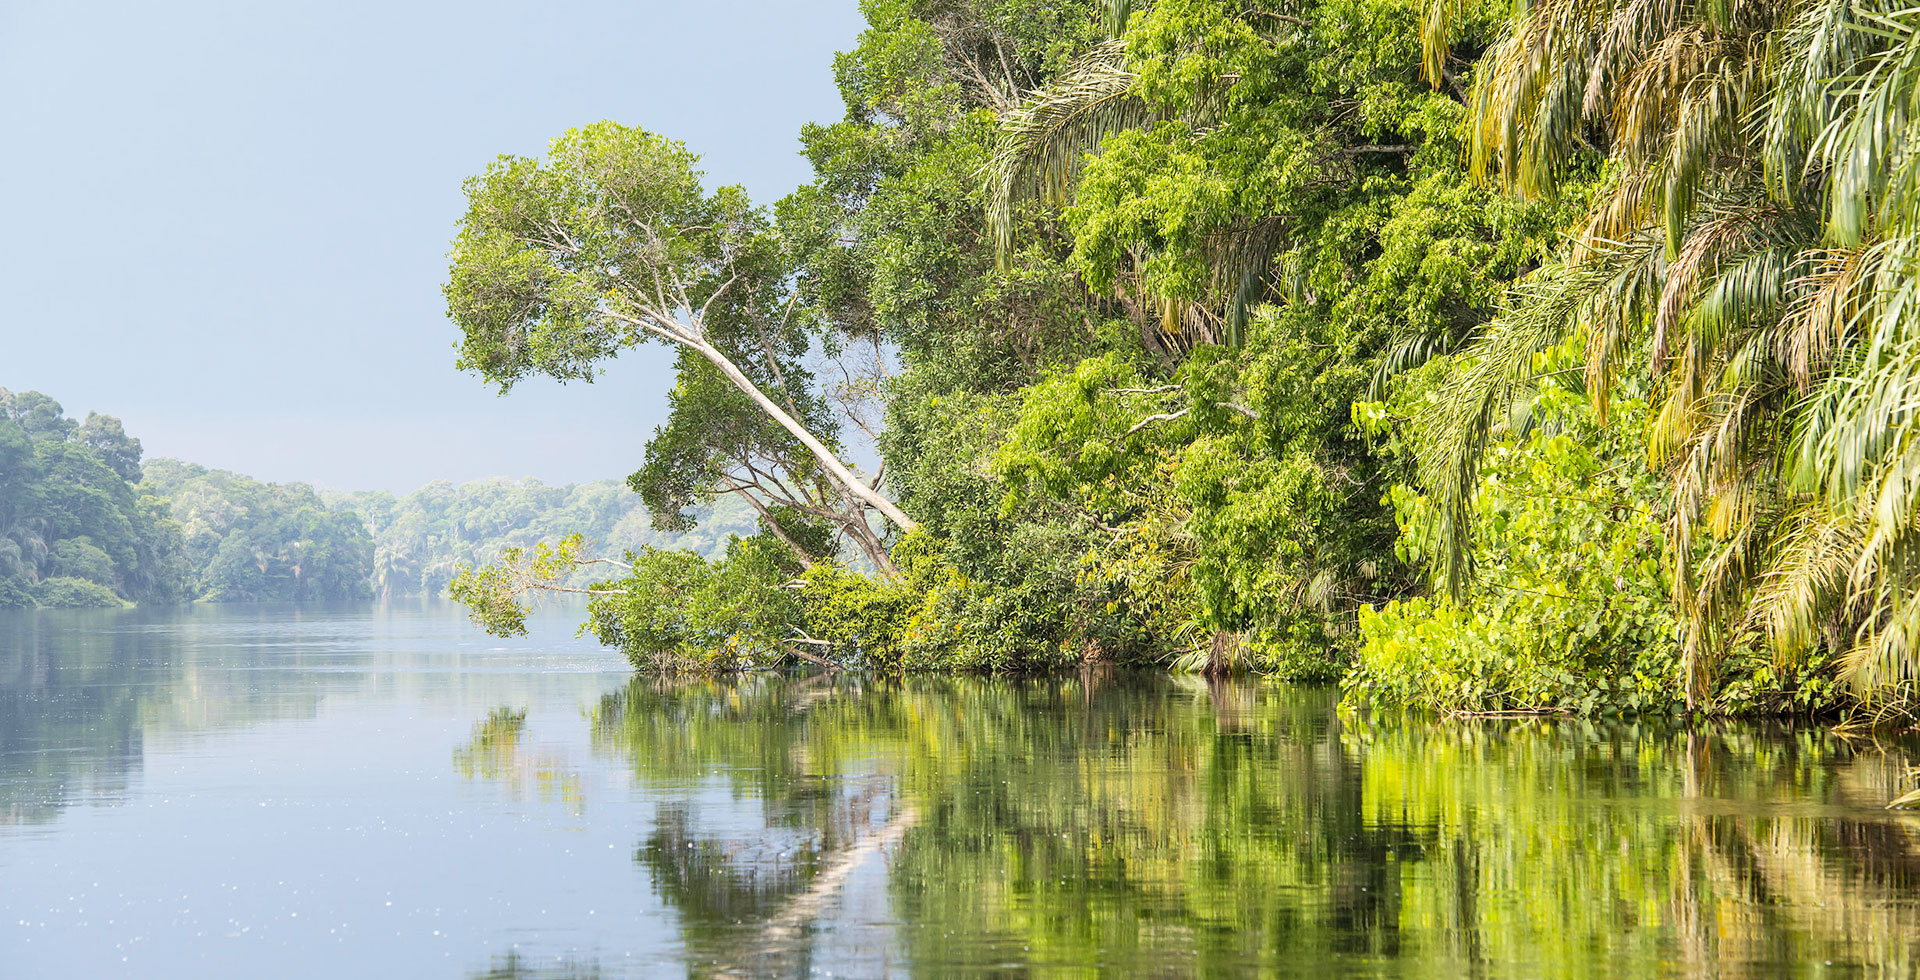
2, 601, 1918, 978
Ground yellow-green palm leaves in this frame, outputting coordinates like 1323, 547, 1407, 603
1424, 0, 1920, 705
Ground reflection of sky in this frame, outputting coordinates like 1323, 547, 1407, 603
0, 603, 686, 978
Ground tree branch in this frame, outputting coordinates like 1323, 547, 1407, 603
1339, 143, 1417, 156
1127, 406, 1192, 435
728, 486, 817, 568
779, 641, 841, 671
573, 556, 633, 570
1245, 9, 1310, 26
527, 584, 630, 596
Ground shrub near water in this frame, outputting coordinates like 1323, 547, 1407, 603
1348, 372, 1682, 715
31, 576, 127, 609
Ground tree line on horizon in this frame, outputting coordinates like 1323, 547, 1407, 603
0, 389, 745, 609
325, 481, 755, 600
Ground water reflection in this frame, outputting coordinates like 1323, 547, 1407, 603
466, 951, 605, 979
0, 605, 332, 825
8, 604, 1919, 978
454, 707, 585, 816
1, 602, 652, 980
0, 601, 609, 829
590, 672, 1920, 979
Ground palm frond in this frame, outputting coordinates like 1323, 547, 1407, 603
983, 41, 1148, 266
1415, 244, 1651, 597
1743, 500, 1864, 657
1421, 0, 1470, 90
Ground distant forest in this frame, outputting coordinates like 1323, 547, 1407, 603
0, 388, 747, 608
325, 482, 754, 600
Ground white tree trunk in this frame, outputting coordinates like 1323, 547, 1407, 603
686, 338, 917, 532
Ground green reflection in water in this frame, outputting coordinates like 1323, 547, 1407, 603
453, 706, 586, 815
0, 606, 329, 825
590, 672, 1920, 979
466, 950, 604, 979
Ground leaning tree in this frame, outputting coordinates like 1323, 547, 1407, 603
446, 122, 913, 569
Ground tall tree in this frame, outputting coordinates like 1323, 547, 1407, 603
77, 412, 142, 484
446, 123, 913, 548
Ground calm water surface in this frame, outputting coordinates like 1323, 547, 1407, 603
3, 602, 1919, 978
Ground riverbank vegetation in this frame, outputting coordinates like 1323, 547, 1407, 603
446, 0, 1920, 718
141, 460, 376, 603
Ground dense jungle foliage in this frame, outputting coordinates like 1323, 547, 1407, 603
140, 459, 376, 603
446, 0, 1920, 717
0, 388, 385, 606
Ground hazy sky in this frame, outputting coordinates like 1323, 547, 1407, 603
0, 0, 866, 492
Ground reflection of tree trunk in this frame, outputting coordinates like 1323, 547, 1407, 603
1670, 843, 1715, 978
1448, 837, 1484, 975
1672, 730, 1716, 977
711, 804, 919, 979
1672, 731, 1795, 977
767, 805, 917, 934
1205, 674, 1256, 730
1205, 629, 1241, 676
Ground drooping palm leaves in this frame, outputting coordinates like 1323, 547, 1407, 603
983, 39, 1149, 266
1416, 237, 1667, 596
980, 6, 1294, 349
1420, 0, 1920, 704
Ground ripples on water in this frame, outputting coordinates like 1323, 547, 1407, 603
1, 602, 1918, 978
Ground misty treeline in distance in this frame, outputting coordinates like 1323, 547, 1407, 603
0, 388, 378, 607
327, 484, 755, 600
443, 0, 1920, 718
0, 389, 750, 609
0, 389, 181, 608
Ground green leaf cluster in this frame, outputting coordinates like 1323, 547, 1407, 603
1350, 358, 1683, 714
431, 0, 1909, 717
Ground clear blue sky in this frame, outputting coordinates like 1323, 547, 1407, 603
0, 0, 866, 492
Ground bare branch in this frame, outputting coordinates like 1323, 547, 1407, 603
1127, 406, 1193, 436
1338, 143, 1417, 156
956, 47, 1015, 112
729, 487, 817, 568
789, 648, 841, 670
573, 556, 634, 570
694, 270, 742, 326
527, 584, 631, 596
